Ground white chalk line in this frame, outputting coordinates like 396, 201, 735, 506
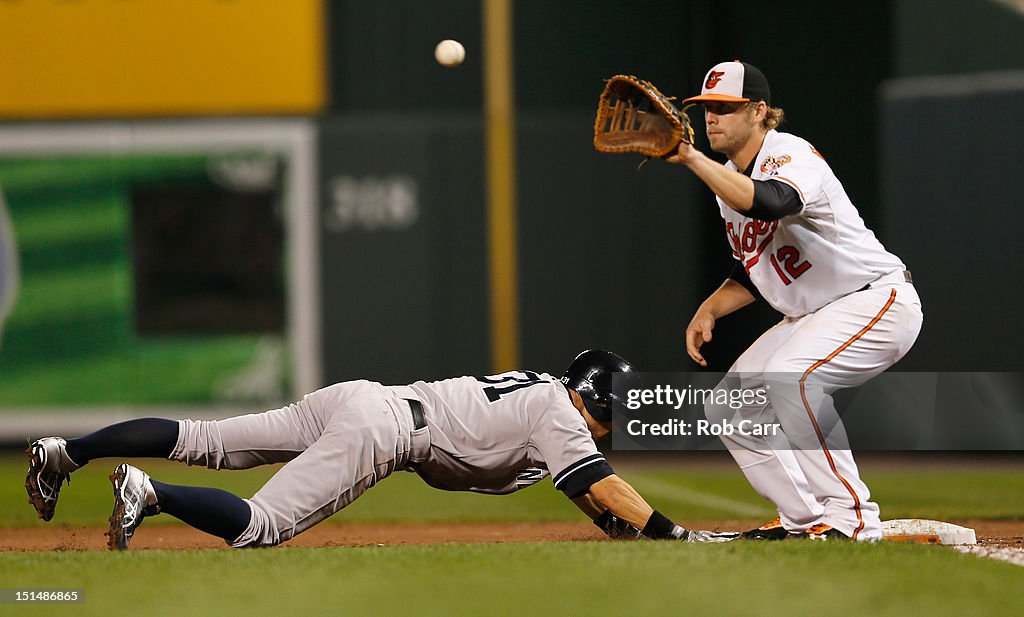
626, 473, 769, 518
954, 545, 1024, 567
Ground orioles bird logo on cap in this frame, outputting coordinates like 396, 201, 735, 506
705, 71, 725, 89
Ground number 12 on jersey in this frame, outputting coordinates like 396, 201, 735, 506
770, 245, 811, 285
476, 371, 547, 402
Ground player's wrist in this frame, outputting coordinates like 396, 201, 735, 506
641, 510, 687, 540
678, 145, 705, 168
696, 304, 719, 321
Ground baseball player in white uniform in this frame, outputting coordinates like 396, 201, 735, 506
668, 61, 923, 541
26, 350, 736, 549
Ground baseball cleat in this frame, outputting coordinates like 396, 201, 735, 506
740, 516, 793, 540
797, 523, 851, 541
105, 464, 160, 551
25, 437, 78, 522
683, 529, 741, 543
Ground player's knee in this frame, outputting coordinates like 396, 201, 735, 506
172, 419, 231, 469
228, 500, 282, 548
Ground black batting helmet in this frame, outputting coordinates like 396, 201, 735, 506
561, 349, 636, 422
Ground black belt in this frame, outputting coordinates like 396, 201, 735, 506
406, 398, 426, 430
858, 269, 912, 292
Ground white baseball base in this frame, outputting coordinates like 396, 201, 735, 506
881, 519, 977, 545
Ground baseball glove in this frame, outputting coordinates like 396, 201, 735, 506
593, 75, 694, 159
593, 510, 642, 540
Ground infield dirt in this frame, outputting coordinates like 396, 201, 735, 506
2, 519, 1021, 552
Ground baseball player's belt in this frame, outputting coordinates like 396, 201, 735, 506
403, 399, 428, 472
860, 269, 913, 292
406, 398, 427, 430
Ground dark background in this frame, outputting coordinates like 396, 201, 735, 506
319, 0, 1024, 383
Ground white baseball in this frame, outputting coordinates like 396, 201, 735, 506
434, 39, 465, 67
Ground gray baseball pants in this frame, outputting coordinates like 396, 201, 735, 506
169, 380, 429, 547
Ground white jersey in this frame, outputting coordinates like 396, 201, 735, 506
719, 130, 904, 317
406, 371, 612, 497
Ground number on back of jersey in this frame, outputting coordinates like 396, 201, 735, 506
475, 371, 548, 402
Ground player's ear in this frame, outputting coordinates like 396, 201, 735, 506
567, 389, 591, 419
578, 404, 613, 440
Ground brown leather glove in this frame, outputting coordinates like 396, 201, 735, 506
593, 75, 694, 159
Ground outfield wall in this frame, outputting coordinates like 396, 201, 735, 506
0, 121, 320, 417
0, 2, 1022, 447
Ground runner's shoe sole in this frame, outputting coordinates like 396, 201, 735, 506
105, 464, 154, 551
24, 439, 71, 522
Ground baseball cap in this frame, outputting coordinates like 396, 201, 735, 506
682, 61, 771, 105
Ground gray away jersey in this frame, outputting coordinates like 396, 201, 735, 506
407, 371, 613, 498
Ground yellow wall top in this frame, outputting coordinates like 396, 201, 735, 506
0, 0, 325, 118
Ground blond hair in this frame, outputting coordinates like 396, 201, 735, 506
763, 105, 784, 130
743, 102, 784, 130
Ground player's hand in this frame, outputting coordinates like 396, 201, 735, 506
681, 529, 740, 543
665, 139, 698, 166
685, 311, 715, 367
593, 510, 642, 540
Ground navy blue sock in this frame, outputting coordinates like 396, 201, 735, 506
150, 480, 251, 543
64, 418, 179, 466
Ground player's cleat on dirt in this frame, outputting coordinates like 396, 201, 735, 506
740, 516, 792, 540
105, 464, 160, 551
800, 523, 851, 541
25, 437, 79, 522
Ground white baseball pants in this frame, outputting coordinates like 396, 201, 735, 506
170, 380, 428, 547
705, 277, 922, 540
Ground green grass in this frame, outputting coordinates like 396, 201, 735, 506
622, 466, 1024, 521
1, 456, 579, 528
2, 455, 1021, 528
866, 467, 1024, 520
0, 540, 1020, 617
2, 455, 1021, 617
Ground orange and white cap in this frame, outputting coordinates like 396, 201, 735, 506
682, 61, 771, 105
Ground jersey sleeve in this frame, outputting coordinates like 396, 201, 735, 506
727, 261, 760, 297
748, 179, 802, 221
531, 398, 613, 499
757, 140, 825, 209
